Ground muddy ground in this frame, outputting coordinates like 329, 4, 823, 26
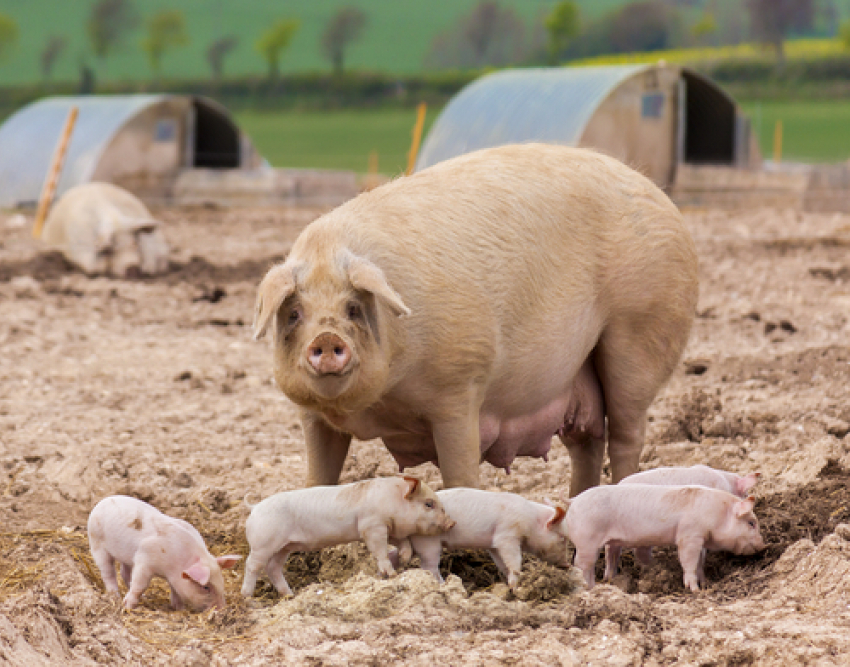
0, 199, 849, 666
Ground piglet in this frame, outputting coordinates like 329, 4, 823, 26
87, 495, 241, 611
565, 484, 765, 592
241, 475, 455, 597
619, 464, 760, 497
407, 488, 569, 589
611, 464, 761, 572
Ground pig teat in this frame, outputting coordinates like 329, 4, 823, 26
306, 332, 352, 375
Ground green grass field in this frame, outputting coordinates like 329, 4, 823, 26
235, 107, 438, 175
238, 99, 850, 173
741, 99, 850, 163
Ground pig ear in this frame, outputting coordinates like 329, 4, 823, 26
402, 475, 420, 500
253, 263, 297, 340
216, 555, 242, 570
346, 255, 410, 318
546, 506, 567, 529
182, 562, 211, 586
736, 473, 761, 496
734, 496, 756, 518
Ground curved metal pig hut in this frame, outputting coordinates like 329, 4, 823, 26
0, 94, 263, 208
415, 63, 761, 190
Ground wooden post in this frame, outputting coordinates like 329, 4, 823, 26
32, 106, 79, 239
406, 102, 427, 176
773, 119, 783, 164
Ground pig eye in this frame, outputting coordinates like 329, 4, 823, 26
287, 309, 301, 326
347, 302, 362, 320
424, 499, 435, 509
748, 520, 756, 529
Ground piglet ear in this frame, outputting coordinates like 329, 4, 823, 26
402, 475, 420, 500
345, 253, 410, 318
182, 562, 211, 586
736, 472, 761, 496
216, 555, 242, 570
253, 263, 298, 340
546, 506, 566, 529
734, 496, 756, 518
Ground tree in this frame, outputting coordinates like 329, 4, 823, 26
256, 19, 300, 81
87, 0, 139, 70
608, 1, 681, 53
0, 13, 19, 64
141, 10, 189, 75
321, 6, 366, 75
746, 0, 815, 63
206, 35, 238, 81
40, 35, 67, 80
425, 2, 525, 70
544, 1, 580, 64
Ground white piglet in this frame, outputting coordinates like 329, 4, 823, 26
610, 464, 761, 573
407, 488, 569, 589
87, 495, 241, 611
566, 484, 765, 592
241, 476, 455, 597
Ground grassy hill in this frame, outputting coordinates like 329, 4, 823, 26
0, 0, 602, 85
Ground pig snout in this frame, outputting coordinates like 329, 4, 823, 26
306, 332, 353, 375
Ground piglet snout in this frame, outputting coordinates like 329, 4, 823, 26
306, 333, 352, 375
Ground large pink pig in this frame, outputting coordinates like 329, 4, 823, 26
565, 484, 765, 592
611, 464, 761, 571
87, 495, 241, 611
253, 143, 698, 494
407, 488, 569, 589
241, 475, 455, 597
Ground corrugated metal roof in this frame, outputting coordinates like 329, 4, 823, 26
0, 95, 167, 208
416, 65, 650, 172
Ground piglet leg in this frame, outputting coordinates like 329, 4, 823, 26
677, 538, 706, 592
362, 525, 395, 577
265, 548, 294, 597
124, 564, 154, 609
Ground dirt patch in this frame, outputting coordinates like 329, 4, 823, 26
2, 204, 850, 664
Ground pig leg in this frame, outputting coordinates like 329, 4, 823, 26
604, 545, 621, 581
124, 564, 155, 609
431, 408, 482, 489
92, 549, 121, 595
490, 541, 523, 589
412, 538, 444, 583
120, 563, 133, 588
265, 548, 294, 597
170, 588, 185, 611
302, 412, 352, 486
595, 292, 694, 485
696, 548, 707, 587
561, 431, 606, 497
241, 552, 266, 597
361, 525, 395, 577
573, 546, 600, 590
676, 537, 706, 592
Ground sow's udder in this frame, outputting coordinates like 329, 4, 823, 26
384, 376, 605, 473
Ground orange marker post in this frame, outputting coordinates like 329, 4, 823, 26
406, 102, 427, 176
32, 106, 79, 239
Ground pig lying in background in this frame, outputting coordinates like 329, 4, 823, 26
566, 484, 765, 592
241, 476, 455, 597
87, 495, 241, 611
253, 143, 698, 494
42, 182, 169, 277
610, 464, 762, 572
406, 488, 569, 589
